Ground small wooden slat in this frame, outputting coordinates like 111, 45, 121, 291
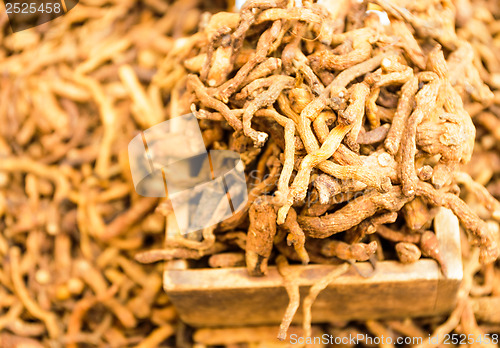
164, 208, 462, 327
433, 208, 462, 313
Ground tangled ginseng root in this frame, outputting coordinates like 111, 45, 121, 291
179, 0, 500, 268
132, 0, 500, 342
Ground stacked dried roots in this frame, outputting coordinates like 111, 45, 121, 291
136, 0, 500, 270
133, 0, 500, 342
311, 0, 500, 343
0, 0, 229, 347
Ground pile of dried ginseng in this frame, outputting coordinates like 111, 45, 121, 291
0, 0, 228, 347
312, 0, 500, 346
2, 0, 500, 346
133, 0, 500, 342
139, 0, 499, 268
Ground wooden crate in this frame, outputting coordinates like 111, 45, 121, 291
164, 208, 462, 327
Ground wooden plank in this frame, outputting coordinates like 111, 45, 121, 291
164, 208, 462, 327
433, 208, 463, 314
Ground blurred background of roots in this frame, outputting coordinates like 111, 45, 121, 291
0, 0, 500, 347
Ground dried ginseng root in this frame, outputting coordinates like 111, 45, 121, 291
301, 263, 351, 339
395, 242, 422, 264
453, 171, 500, 221
246, 195, 278, 276
321, 240, 378, 262
276, 255, 301, 341
280, 207, 309, 265
416, 182, 499, 265
419, 231, 447, 274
